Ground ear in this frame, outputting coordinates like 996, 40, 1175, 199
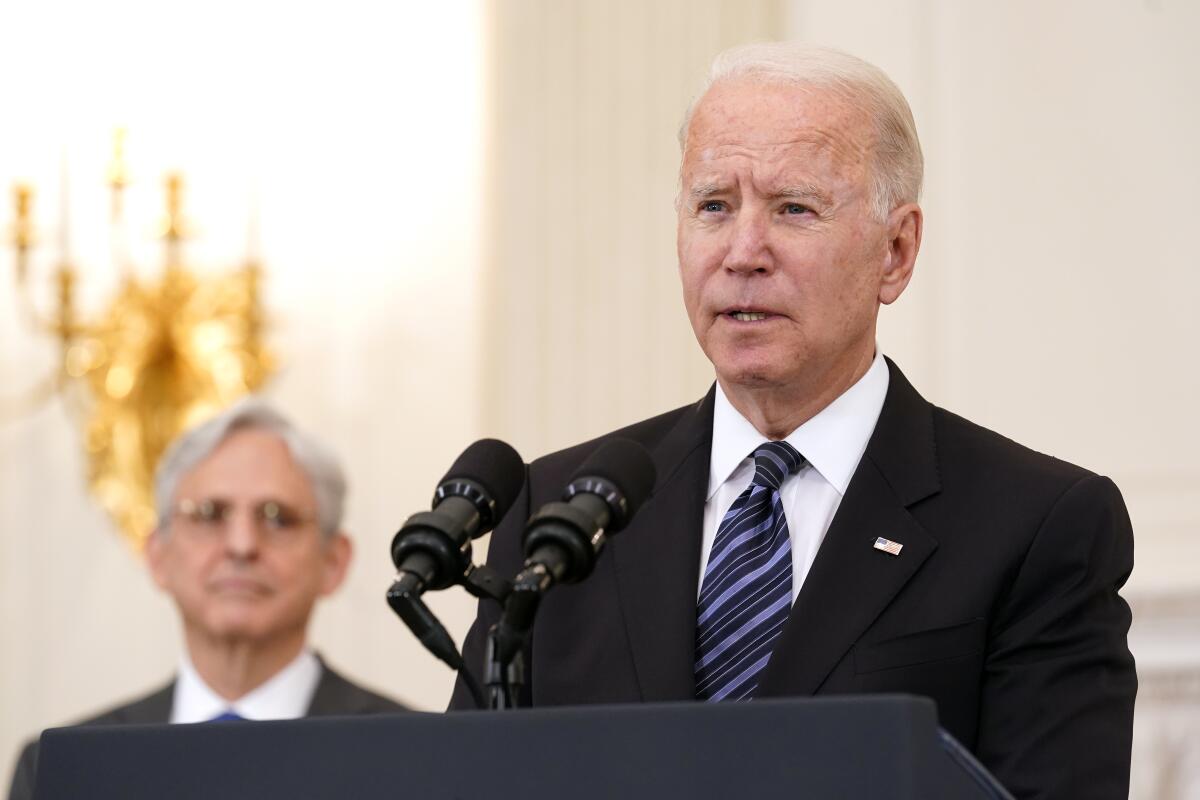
318, 532, 353, 596
878, 203, 922, 305
144, 529, 172, 591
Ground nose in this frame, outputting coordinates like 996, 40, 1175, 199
721, 207, 773, 275
224, 510, 261, 561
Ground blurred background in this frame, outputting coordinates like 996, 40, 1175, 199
1, 0, 1197, 796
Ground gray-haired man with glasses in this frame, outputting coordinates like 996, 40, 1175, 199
9, 399, 404, 800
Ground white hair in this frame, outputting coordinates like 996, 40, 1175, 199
680, 42, 924, 220
153, 398, 346, 538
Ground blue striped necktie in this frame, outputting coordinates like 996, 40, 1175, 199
695, 440, 805, 701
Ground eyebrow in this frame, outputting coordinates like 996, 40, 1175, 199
685, 181, 833, 206
775, 183, 832, 206
686, 181, 724, 202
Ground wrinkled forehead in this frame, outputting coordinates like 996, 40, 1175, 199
681, 77, 875, 179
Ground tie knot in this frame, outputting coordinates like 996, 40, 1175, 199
751, 441, 804, 491
208, 710, 245, 723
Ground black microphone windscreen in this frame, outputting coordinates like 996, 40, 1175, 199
440, 438, 526, 521
571, 438, 657, 517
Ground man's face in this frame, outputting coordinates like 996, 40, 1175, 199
146, 429, 350, 647
677, 78, 916, 398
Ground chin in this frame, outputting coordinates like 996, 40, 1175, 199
709, 339, 792, 380
716, 358, 794, 389
205, 617, 270, 641
202, 603, 279, 637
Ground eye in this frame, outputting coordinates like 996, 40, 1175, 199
259, 501, 302, 529
174, 499, 229, 533
698, 200, 726, 214
191, 499, 228, 525
782, 202, 811, 215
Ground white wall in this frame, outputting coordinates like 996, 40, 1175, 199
0, 0, 487, 787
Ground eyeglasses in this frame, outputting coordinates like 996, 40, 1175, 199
171, 498, 318, 542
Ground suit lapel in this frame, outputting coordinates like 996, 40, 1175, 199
758, 360, 942, 697
305, 658, 342, 715
612, 388, 714, 702
115, 681, 174, 724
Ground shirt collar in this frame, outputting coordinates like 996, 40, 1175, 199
707, 350, 890, 499
171, 647, 321, 724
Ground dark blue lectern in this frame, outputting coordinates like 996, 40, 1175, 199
33, 695, 1011, 799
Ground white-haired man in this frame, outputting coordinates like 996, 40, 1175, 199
9, 400, 404, 800
453, 43, 1136, 799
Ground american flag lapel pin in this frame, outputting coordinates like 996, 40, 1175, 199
873, 537, 904, 556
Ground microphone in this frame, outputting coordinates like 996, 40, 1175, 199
390, 438, 525, 594
520, 437, 657, 586
493, 438, 656, 668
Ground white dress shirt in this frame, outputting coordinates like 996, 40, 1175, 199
170, 648, 322, 723
700, 351, 890, 602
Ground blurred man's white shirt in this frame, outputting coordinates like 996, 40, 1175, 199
170, 649, 321, 723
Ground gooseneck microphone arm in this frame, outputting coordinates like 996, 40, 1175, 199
385, 580, 486, 709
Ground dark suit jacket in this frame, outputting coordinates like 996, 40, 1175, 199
8, 656, 405, 800
451, 359, 1136, 800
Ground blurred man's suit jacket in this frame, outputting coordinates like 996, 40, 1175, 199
8, 657, 404, 800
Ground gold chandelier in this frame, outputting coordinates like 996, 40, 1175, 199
4, 133, 275, 547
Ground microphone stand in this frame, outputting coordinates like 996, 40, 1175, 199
483, 634, 523, 709
485, 564, 553, 710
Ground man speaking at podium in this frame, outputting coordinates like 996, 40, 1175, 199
453, 43, 1136, 799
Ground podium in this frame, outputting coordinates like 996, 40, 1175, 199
33, 695, 1011, 799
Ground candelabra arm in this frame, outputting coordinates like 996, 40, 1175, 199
9, 184, 75, 337
52, 262, 82, 340
11, 276, 66, 336
10, 262, 79, 338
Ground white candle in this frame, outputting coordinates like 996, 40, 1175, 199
246, 178, 261, 265
59, 146, 70, 264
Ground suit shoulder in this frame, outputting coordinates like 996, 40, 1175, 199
74, 680, 174, 726
531, 400, 699, 478
8, 737, 38, 800
928, 404, 1110, 506
308, 661, 408, 715
7, 681, 172, 800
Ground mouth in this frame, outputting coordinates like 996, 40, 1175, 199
722, 308, 779, 322
209, 577, 271, 596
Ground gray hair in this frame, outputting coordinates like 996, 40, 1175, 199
153, 398, 347, 539
679, 42, 924, 220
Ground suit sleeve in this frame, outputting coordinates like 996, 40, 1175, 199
7, 740, 37, 800
448, 468, 533, 710
976, 474, 1136, 800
